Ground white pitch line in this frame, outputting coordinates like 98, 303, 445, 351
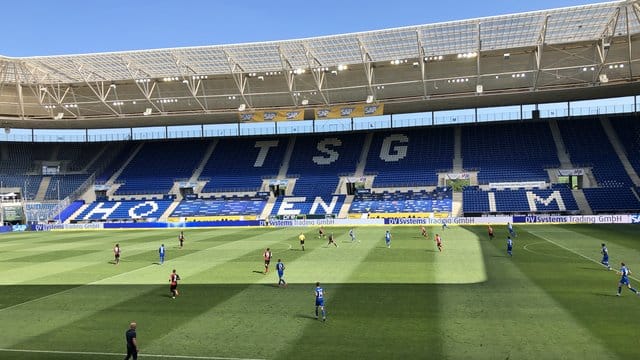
529, 230, 640, 283
0, 348, 265, 360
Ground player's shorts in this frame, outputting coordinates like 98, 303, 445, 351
300, 239, 305, 244
170, 284, 177, 291
265, 260, 271, 266
507, 246, 513, 251
115, 254, 120, 259
620, 277, 630, 286
278, 271, 284, 278
315, 299, 324, 307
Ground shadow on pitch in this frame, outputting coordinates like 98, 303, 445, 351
252, 270, 265, 275
594, 292, 619, 297
296, 313, 319, 320
578, 266, 605, 271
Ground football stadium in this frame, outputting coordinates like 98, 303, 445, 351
1, 1, 640, 359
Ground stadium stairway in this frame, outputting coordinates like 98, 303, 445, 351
64, 202, 90, 223
189, 139, 217, 183
451, 191, 463, 216
260, 196, 277, 219
277, 137, 296, 178
452, 127, 463, 172
338, 195, 354, 218
354, 133, 374, 177
106, 142, 144, 185
488, 192, 497, 212
572, 189, 593, 215
600, 116, 640, 186
160, 201, 181, 222
549, 119, 573, 168
81, 144, 108, 172
35, 176, 51, 201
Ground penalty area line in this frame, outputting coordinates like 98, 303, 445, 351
529, 230, 640, 283
0, 348, 266, 360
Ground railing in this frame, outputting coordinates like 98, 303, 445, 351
2, 96, 638, 143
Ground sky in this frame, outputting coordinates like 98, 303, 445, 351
1, 0, 604, 57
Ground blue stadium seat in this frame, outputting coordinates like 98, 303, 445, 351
462, 122, 559, 184
350, 188, 452, 214
365, 128, 454, 187
200, 138, 286, 193
74, 200, 173, 221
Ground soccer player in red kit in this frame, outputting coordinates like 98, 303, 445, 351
263, 248, 273, 274
420, 226, 428, 239
435, 234, 443, 252
114, 244, 121, 265
169, 269, 180, 299
488, 225, 494, 240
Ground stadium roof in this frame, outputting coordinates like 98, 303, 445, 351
1, 0, 640, 128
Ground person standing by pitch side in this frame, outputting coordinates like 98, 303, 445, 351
124, 322, 138, 360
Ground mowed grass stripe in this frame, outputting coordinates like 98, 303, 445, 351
277, 226, 443, 359
528, 225, 640, 279
0, 347, 265, 360
0, 228, 262, 284
436, 226, 616, 360
142, 227, 384, 359
0, 231, 110, 255
0, 231, 186, 284
0, 228, 289, 351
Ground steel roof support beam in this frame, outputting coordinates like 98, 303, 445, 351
593, 7, 621, 83
278, 46, 299, 107
40, 84, 80, 119
222, 49, 251, 110
533, 15, 550, 91
122, 57, 163, 114
629, 3, 640, 79
357, 38, 376, 103
16, 83, 25, 120
416, 30, 428, 98
169, 52, 207, 112
476, 22, 482, 90
73, 62, 121, 117
301, 44, 330, 105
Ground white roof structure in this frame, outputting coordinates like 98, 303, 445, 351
1, 1, 640, 128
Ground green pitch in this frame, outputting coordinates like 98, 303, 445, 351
0, 224, 639, 359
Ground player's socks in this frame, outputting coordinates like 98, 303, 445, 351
618, 287, 622, 295
321, 309, 326, 321
315, 309, 319, 319
631, 287, 638, 293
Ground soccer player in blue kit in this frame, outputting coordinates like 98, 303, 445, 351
507, 222, 516, 237
276, 259, 286, 287
600, 243, 611, 270
349, 228, 358, 243
159, 244, 165, 264
315, 282, 326, 321
616, 262, 639, 297
506, 236, 513, 257
385, 230, 392, 248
